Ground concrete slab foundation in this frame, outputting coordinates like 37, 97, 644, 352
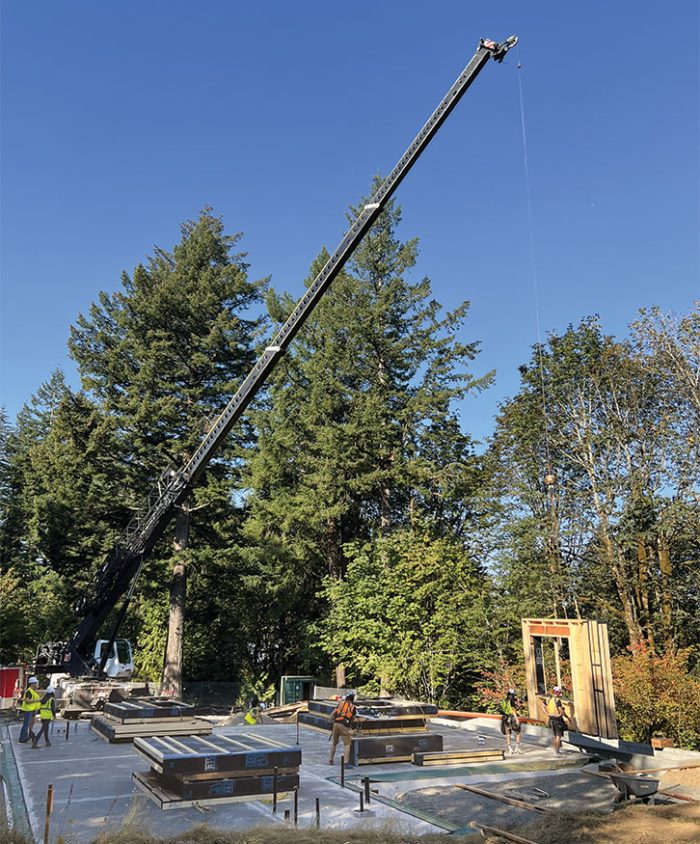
3, 715, 698, 842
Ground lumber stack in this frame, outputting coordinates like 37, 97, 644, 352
412, 747, 505, 766
91, 698, 212, 743
298, 697, 443, 765
132, 732, 302, 809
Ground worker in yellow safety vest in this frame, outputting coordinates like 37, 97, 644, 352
32, 686, 56, 749
500, 689, 524, 755
18, 676, 41, 743
328, 692, 357, 766
243, 694, 260, 725
540, 685, 568, 755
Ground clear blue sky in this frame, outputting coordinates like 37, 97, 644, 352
2, 1, 698, 445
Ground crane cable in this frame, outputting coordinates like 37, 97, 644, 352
515, 43, 553, 473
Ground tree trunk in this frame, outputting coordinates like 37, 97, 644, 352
636, 537, 654, 647
545, 485, 563, 616
162, 506, 189, 698
657, 536, 674, 650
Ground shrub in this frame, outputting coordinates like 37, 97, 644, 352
612, 641, 700, 749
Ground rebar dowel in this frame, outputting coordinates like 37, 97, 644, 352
293, 786, 299, 826
284, 809, 290, 822
340, 756, 345, 788
315, 797, 320, 828
296, 715, 300, 744
272, 767, 278, 814
359, 791, 364, 813
66, 720, 70, 741
364, 776, 371, 804
43, 784, 54, 844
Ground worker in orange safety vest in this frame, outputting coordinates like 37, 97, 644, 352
328, 692, 357, 766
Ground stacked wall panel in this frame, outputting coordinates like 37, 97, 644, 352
132, 733, 302, 809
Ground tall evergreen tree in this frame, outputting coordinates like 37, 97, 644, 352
240, 189, 488, 685
0, 373, 81, 661
68, 210, 265, 692
0, 370, 70, 573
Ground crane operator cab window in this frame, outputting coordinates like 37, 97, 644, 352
95, 638, 134, 678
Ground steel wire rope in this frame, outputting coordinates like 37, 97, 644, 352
515, 44, 553, 471
516, 45, 573, 623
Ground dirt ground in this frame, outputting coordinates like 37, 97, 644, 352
492, 802, 700, 844
2, 804, 699, 843
660, 766, 700, 789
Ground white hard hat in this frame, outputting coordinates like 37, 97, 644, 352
28, 676, 38, 685
508, 688, 516, 695
553, 685, 562, 693
46, 685, 55, 694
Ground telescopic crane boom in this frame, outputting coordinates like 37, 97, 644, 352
41, 35, 518, 677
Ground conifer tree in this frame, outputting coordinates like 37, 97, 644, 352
240, 190, 487, 684
68, 210, 264, 693
0, 373, 81, 659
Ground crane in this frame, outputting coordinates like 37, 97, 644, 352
35, 34, 518, 681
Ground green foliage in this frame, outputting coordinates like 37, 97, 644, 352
241, 191, 486, 685
0, 564, 71, 663
0, 567, 33, 662
473, 657, 529, 714
488, 313, 700, 654
66, 210, 265, 682
318, 528, 490, 707
131, 594, 169, 683
612, 641, 700, 749
234, 666, 276, 710
69, 209, 265, 486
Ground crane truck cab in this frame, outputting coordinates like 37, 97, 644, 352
94, 638, 134, 679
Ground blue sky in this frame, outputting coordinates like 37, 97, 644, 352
2, 1, 698, 445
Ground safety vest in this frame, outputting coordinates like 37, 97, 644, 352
39, 698, 54, 721
243, 707, 258, 725
501, 698, 516, 716
546, 696, 562, 716
333, 700, 355, 722
20, 687, 40, 712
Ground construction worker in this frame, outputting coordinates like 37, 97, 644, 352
244, 695, 260, 725
328, 692, 357, 766
500, 689, 523, 754
541, 685, 568, 755
32, 686, 56, 748
18, 676, 41, 743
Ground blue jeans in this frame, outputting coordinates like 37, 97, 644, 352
18, 710, 36, 742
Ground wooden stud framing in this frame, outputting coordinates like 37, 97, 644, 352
522, 618, 617, 739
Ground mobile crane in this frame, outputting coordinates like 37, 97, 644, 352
34, 35, 518, 701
